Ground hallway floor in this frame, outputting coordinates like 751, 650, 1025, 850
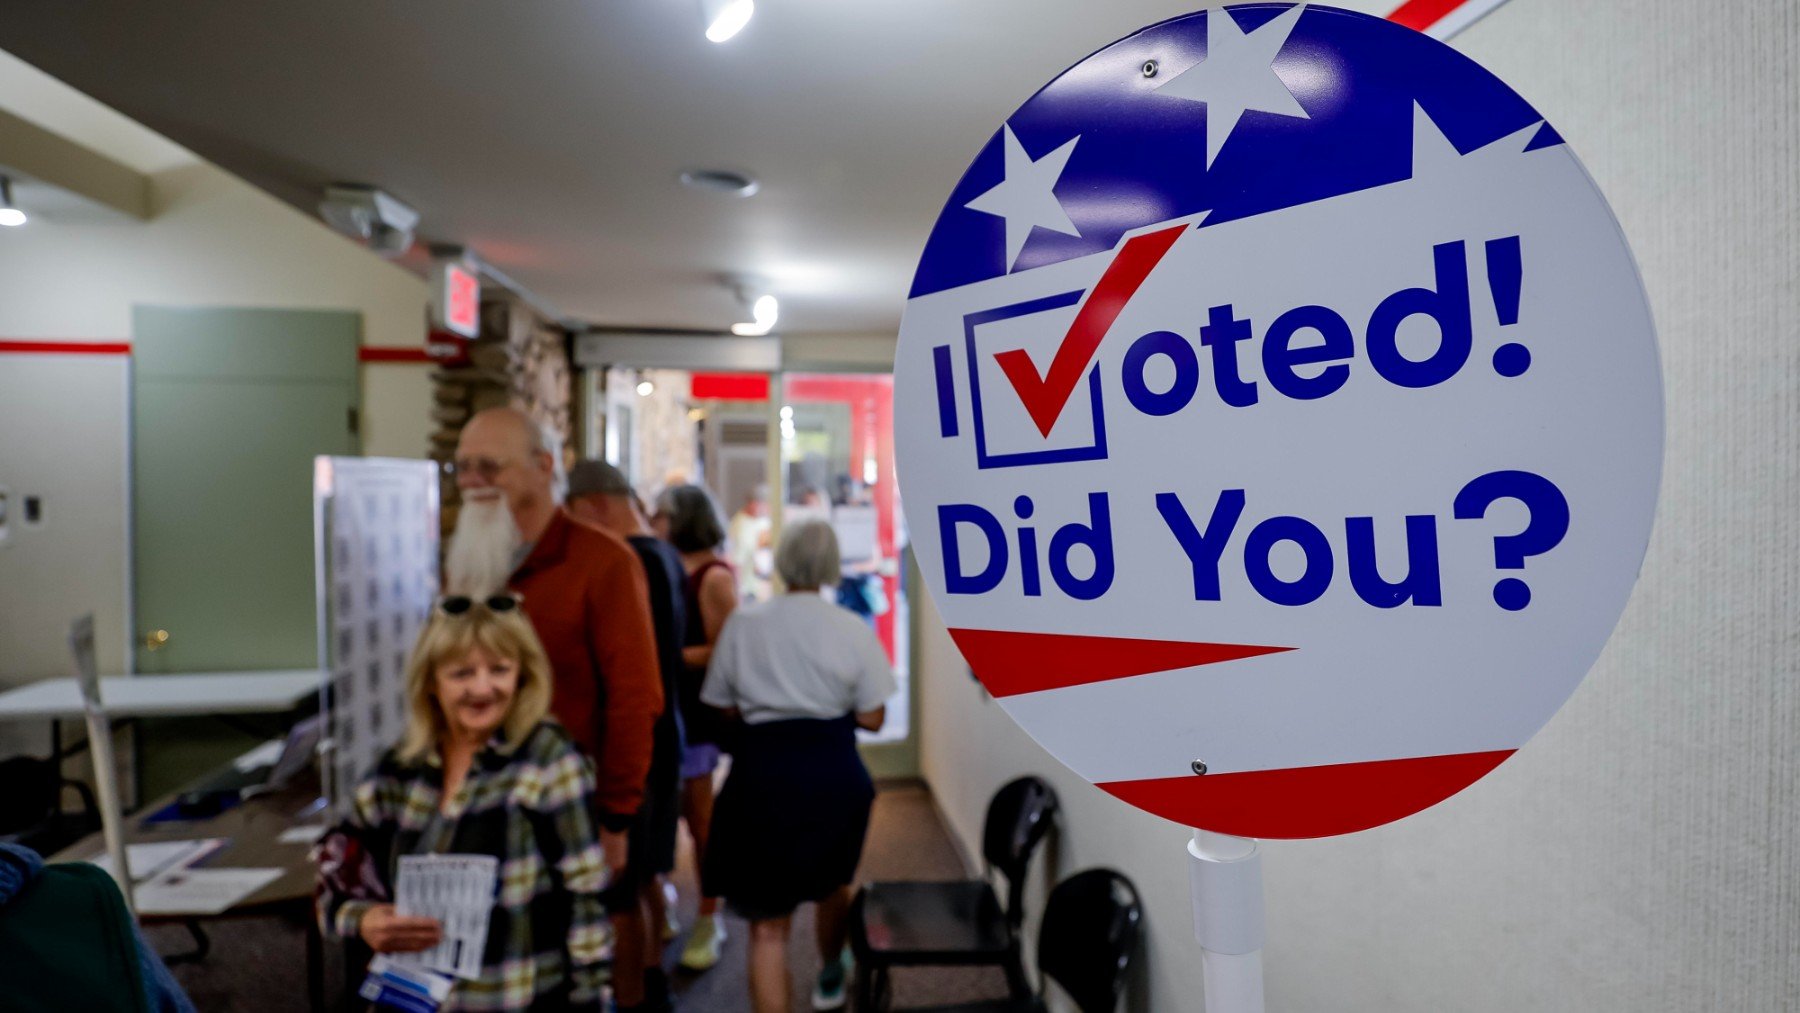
148, 780, 1012, 1011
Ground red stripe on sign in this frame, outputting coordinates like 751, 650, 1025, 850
692, 372, 771, 400
0, 340, 132, 355
358, 347, 436, 363
1388, 0, 1467, 31
1099, 749, 1516, 838
948, 628, 1292, 698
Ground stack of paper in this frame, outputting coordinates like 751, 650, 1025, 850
84, 838, 282, 915
85, 838, 225, 883
134, 868, 284, 916
278, 824, 328, 845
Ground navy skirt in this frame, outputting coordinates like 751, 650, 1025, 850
701, 715, 874, 921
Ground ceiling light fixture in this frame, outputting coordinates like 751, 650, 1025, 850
702, 0, 754, 43
678, 168, 759, 198
731, 294, 779, 336
636, 378, 656, 397
0, 177, 26, 227
319, 184, 416, 257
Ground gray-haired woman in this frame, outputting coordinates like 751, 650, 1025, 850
698, 520, 897, 1013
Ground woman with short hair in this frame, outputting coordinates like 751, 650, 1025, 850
699, 519, 898, 1013
323, 596, 610, 1011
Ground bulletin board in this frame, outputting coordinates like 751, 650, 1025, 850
313, 457, 440, 816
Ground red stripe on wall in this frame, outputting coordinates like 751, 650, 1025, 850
1387, 0, 1467, 31
0, 340, 132, 355
0, 341, 450, 363
691, 372, 771, 400
1099, 749, 1516, 838
358, 347, 437, 363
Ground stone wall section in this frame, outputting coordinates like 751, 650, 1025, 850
429, 294, 573, 535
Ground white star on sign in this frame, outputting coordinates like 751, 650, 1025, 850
964, 125, 1081, 272
1155, 3, 1310, 168
1408, 101, 1541, 180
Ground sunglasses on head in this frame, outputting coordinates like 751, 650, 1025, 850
436, 593, 523, 616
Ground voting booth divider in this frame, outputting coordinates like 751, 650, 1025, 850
312, 457, 441, 816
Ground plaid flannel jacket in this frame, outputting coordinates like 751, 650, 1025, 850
329, 720, 610, 1011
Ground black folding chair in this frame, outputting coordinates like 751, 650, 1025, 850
851, 776, 1058, 1009
0, 755, 99, 856
900, 868, 1144, 1013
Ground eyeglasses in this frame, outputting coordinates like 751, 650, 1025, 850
447, 456, 514, 481
436, 593, 523, 616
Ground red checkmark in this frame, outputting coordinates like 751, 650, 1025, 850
994, 224, 1187, 438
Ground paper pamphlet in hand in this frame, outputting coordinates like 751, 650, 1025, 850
394, 854, 499, 981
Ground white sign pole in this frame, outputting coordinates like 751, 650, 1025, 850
1189, 830, 1265, 1013
70, 614, 134, 914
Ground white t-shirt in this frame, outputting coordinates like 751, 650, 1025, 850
700, 593, 898, 725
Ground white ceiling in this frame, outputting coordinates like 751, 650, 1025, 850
0, 0, 1389, 335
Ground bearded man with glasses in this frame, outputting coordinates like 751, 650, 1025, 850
448, 406, 663, 959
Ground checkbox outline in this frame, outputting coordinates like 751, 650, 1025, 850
964, 289, 1109, 470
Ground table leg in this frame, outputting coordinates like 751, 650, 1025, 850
127, 716, 141, 811
306, 904, 325, 1013
48, 718, 62, 819
162, 920, 212, 965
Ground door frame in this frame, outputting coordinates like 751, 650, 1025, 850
574, 337, 921, 778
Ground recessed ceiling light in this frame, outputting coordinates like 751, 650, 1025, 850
679, 168, 759, 198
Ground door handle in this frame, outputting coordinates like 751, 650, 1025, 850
143, 629, 170, 652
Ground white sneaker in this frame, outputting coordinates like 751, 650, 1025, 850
660, 881, 680, 943
679, 913, 724, 971
811, 949, 852, 1011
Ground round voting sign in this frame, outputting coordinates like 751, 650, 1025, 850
894, 4, 1661, 838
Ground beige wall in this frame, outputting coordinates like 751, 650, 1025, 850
0, 49, 431, 720
0, 156, 434, 460
918, 1, 1800, 1010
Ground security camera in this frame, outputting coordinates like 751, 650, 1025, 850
319, 184, 419, 258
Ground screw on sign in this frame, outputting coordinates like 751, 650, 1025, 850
894, 5, 1660, 1004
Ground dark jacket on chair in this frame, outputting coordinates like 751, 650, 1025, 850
0, 843, 195, 1013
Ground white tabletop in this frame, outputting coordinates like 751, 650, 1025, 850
0, 670, 323, 720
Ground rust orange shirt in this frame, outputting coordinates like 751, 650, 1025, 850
511, 509, 663, 826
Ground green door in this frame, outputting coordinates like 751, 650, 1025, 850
132, 306, 359, 674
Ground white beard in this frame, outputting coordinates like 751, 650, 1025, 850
445, 496, 522, 598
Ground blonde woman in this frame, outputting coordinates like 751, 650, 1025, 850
323, 594, 610, 1011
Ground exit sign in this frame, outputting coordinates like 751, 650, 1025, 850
436, 261, 481, 337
